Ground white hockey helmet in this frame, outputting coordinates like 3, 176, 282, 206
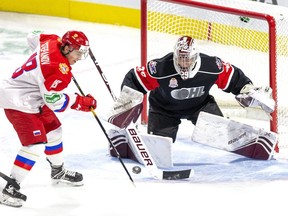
173, 36, 199, 80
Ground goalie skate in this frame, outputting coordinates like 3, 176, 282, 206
0, 181, 27, 208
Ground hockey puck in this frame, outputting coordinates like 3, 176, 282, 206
132, 166, 141, 174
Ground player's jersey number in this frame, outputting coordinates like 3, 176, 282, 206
12, 52, 37, 79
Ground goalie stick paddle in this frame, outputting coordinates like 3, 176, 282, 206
89, 48, 194, 180
0, 172, 20, 190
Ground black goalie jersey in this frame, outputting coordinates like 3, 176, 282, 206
121, 52, 251, 114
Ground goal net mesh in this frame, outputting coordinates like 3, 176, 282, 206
142, 0, 288, 157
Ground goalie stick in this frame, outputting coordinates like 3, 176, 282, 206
0, 172, 20, 190
89, 48, 194, 180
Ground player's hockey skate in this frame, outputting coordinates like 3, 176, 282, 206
0, 180, 27, 207
47, 158, 83, 186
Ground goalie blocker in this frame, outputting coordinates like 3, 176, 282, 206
106, 85, 144, 129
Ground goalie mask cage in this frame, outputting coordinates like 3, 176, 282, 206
140, 0, 288, 156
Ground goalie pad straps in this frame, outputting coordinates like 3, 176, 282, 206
235, 84, 275, 113
232, 133, 277, 160
106, 85, 144, 128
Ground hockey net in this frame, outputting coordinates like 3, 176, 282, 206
140, 0, 288, 157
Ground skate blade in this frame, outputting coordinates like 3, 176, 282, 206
51, 179, 84, 187
0, 194, 23, 208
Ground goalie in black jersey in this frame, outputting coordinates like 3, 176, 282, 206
107, 36, 275, 160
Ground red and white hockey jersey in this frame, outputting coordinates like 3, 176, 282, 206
0, 32, 76, 113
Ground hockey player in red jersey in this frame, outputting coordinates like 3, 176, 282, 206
107, 36, 275, 161
0, 30, 96, 207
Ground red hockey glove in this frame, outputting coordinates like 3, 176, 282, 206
71, 93, 97, 112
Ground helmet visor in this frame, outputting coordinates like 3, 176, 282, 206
72, 45, 89, 60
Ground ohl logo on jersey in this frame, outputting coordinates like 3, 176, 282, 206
171, 86, 205, 100
59, 63, 69, 74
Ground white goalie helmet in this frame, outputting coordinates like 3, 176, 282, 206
173, 36, 199, 80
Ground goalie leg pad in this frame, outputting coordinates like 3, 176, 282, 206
108, 129, 138, 162
192, 112, 278, 160
109, 141, 138, 162
232, 135, 277, 160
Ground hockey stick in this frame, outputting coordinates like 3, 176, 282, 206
71, 75, 135, 186
89, 49, 193, 180
0, 172, 20, 190
89, 49, 117, 100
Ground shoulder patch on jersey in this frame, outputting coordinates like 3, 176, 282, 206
215, 57, 223, 70
148, 60, 157, 75
59, 63, 69, 74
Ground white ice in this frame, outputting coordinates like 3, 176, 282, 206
0, 11, 288, 216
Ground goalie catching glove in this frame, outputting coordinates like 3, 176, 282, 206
106, 86, 144, 129
235, 84, 275, 113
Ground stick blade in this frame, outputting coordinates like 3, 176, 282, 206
0, 172, 20, 190
162, 169, 194, 180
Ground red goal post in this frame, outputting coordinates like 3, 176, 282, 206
140, 0, 288, 155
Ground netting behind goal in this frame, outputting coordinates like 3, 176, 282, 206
140, 0, 288, 156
